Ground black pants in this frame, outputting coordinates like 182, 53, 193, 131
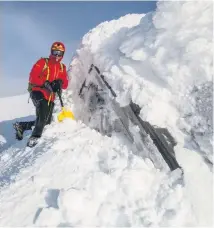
19, 91, 55, 138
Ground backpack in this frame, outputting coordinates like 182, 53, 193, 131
27, 58, 63, 93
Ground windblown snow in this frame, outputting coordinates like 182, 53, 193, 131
0, 0, 213, 227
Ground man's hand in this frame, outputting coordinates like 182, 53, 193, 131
43, 80, 53, 93
51, 79, 63, 93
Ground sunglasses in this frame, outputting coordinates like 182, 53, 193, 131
51, 50, 64, 57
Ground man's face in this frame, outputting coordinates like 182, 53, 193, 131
51, 50, 64, 62
55, 56, 61, 62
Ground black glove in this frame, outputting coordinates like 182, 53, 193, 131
51, 79, 63, 93
43, 81, 53, 93
43, 80, 53, 93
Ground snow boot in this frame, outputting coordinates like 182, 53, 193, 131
27, 136, 40, 148
13, 122, 24, 140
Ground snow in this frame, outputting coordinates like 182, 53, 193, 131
0, 93, 35, 152
0, 118, 192, 227
0, 93, 35, 121
69, 0, 213, 225
0, 0, 213, 227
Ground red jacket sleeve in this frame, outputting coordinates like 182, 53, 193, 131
29, 58, 46, 86
60, 64, 68, 89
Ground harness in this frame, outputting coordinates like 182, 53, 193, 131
28, 58, 63, 92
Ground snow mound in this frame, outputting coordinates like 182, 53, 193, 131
69, 0, 212, 164
67, 0, 213, 226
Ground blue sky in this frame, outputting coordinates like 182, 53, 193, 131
0, 1, 157, 97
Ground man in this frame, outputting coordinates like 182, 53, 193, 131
13, 41, 68, 147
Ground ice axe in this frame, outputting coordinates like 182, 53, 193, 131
57, 90, 75, 122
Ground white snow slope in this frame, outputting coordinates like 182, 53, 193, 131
0, 0, 213, 227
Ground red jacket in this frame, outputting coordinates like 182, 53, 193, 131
29, 57, 68, 102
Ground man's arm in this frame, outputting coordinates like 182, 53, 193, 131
29, 58, 46, 86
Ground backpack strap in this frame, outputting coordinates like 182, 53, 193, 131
42, 58, 50, 80
60, 63, 63, 72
